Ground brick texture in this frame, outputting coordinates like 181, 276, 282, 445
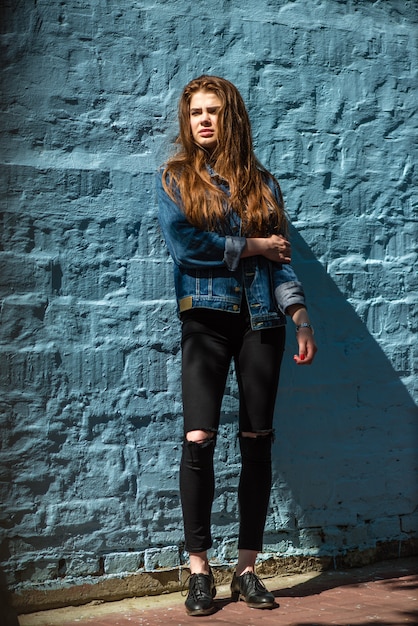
0, 0, 417, 594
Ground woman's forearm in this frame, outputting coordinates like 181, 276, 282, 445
286, 304, 311, 325
241, 235, 291, 263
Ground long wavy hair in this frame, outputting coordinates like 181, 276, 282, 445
163, 75, 287, 236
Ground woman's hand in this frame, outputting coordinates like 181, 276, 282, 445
293, 327, 317, 365
242, 235, 291, 263
286, 304, 318, 365
263, 234, 291, 263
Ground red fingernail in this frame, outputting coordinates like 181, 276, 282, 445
300, 354, 305, 361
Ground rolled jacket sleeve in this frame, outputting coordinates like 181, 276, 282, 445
224, 235, 246, 271
272, 263, 306, 314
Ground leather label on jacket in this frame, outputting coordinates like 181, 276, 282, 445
179, 296, 193, 312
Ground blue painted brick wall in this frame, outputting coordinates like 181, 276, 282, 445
0, 0, 417, 592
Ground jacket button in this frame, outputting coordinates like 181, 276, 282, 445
234, 287, 241, 292
233, 305, 239, 311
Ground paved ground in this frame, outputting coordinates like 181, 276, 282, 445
17, 557, 418, 626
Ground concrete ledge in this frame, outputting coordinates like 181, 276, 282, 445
7, 539, 418, 615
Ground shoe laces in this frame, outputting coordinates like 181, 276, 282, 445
183, 572, 212, 600
241, 571, 268, 593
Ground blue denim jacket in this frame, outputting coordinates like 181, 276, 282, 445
156, 168, 306, 330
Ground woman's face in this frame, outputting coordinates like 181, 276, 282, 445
189, 90, 222, 153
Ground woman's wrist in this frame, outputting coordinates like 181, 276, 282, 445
240, 238, 264, 258
295, 322, 314, 334
287, 304, 311, 327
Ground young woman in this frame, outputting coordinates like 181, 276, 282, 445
156, 75, 317, 616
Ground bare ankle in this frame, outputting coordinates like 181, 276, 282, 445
190, 552, 210, 575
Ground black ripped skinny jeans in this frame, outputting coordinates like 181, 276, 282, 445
180, 302, 285, 553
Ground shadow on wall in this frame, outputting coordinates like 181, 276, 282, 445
272, 225, 417, 548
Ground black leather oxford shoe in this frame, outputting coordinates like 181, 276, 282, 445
185, 569, 217, 616
231, 571, 275, 609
